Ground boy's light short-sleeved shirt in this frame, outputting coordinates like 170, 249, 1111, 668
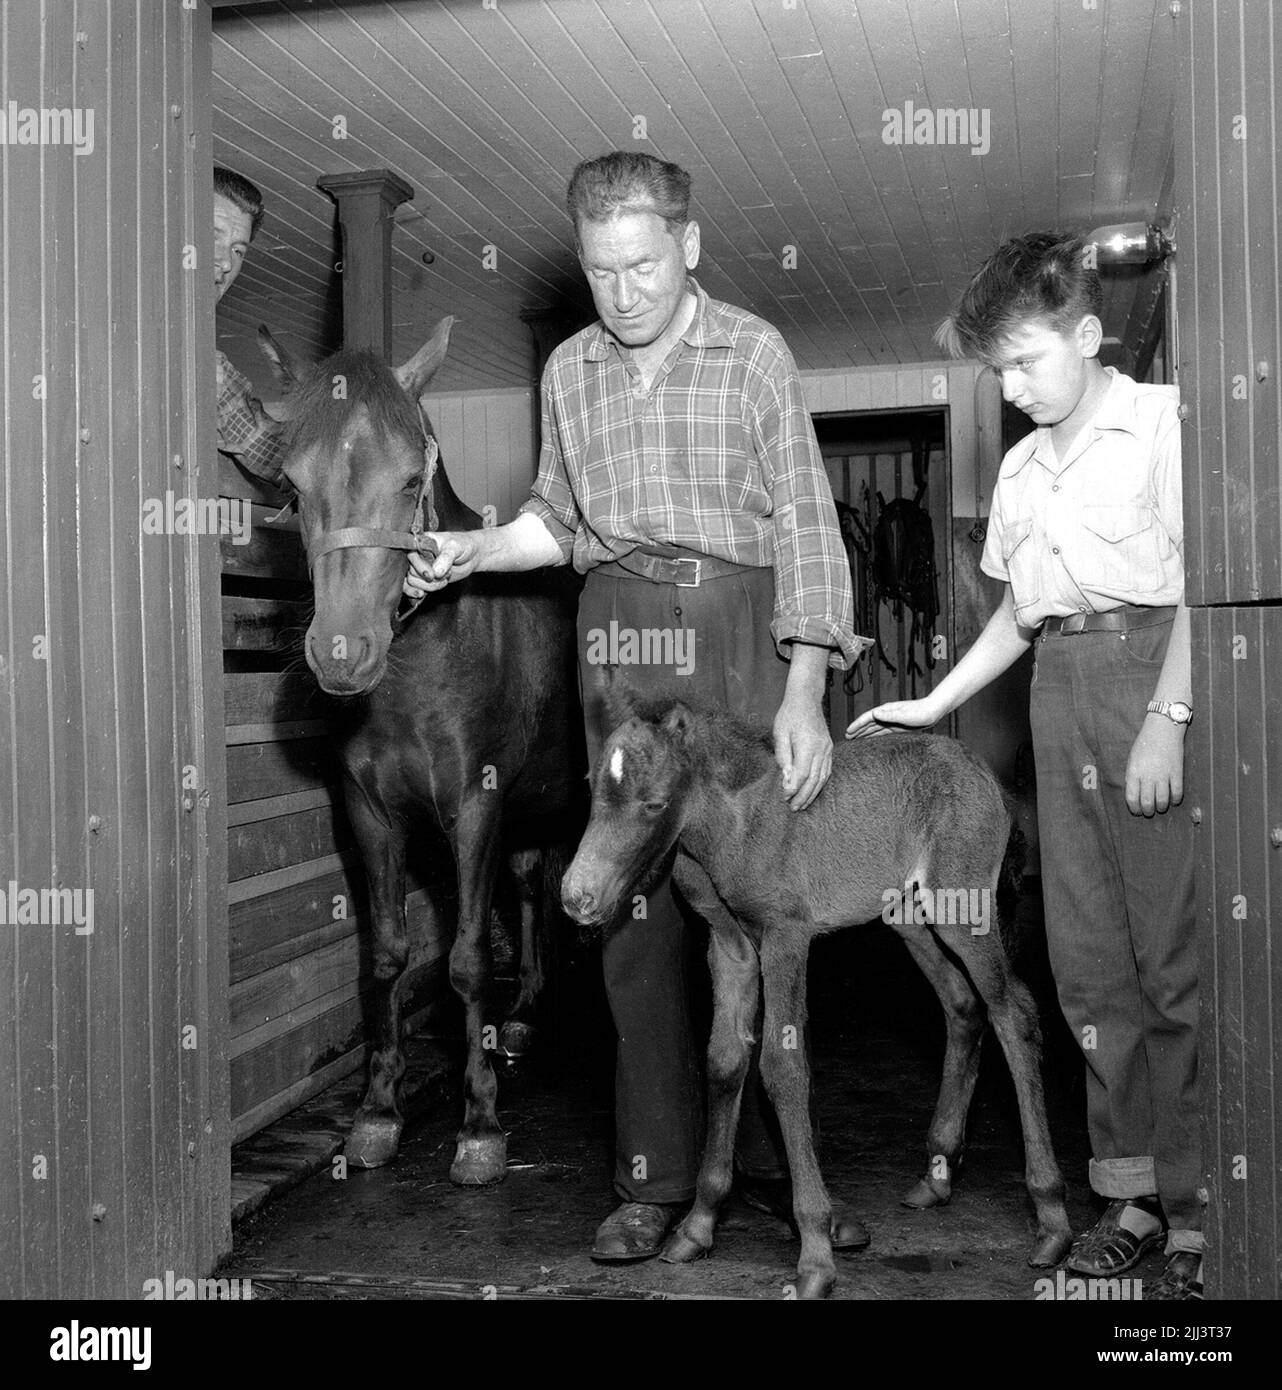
981, 368, 1184, 629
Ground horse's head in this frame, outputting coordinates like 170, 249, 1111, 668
268, 318, 455, 696
562, 670, 700, 929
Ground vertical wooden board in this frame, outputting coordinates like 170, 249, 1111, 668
461, 395, 491, 515
1242, 0, 1282, 602
2, 0, 58, 1299
1208, 613, 1247, 1291
44, 0, 93, 1302
949, 364, 978, 517
1264, 609, 1282, 1298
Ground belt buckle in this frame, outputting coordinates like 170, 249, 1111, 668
1061, 612, 1088, 636
672, 557, 701, 587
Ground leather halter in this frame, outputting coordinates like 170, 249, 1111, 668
300, 403, 441, 625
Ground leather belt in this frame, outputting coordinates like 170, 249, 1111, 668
594, 547, 757, 587
1042, 604, 1177, 637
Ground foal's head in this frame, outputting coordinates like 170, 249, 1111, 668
562, 676, 701, 928
273, 318, 454, 696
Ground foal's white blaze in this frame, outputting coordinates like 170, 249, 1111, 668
608, 746, 625, 783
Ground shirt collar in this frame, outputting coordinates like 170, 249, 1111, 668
581, 275, 733, 361
999, 367, 1137, 477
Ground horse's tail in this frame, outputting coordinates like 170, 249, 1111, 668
996, 799, 1027, 954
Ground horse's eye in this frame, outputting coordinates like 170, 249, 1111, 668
403, 478, 420, 494
642, 801, 668, 815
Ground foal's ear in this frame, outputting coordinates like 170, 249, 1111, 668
257, 324, 302, 395
597, 664, 639, 733
661, 703, 694, 744
394, 316, 456, 400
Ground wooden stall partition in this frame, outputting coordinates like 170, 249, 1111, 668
0, 0, 228, 1296
1174, 0, 1282, 1300
217, 458, 452, 1144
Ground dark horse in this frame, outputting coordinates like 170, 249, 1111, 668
562, 674, 1072, 1298
268, 318, 585, 1184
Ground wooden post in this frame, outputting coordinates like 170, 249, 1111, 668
316, 170, 415, 360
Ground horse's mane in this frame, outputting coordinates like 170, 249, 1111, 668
612, 684, 776, 789
287, 348, 421, 456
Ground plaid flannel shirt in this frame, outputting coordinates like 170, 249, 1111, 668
216, 349, 288, 488
521, 278, 867, 669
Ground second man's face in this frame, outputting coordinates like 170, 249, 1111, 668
577, 210, 699, 350
214, 193, 255, 302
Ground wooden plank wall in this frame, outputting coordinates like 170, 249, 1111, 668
425, 386, 537, 524
1174, 0, 1281, 1300
0, 0, 228, 1296
218, 459, 451, 1144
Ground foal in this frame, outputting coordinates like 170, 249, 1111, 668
562, 677, 1072, 1299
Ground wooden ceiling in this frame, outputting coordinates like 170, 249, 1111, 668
213, 0, 1175, 393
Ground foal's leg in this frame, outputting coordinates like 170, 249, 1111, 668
757, 929, 835, 1300
448, 794, 508, 1185
344, 791, 411, 1168
947, 917, 1073, 1266
661, 919, 760, 1264
893, 923, 987, 1208
499, 846, 543, 1062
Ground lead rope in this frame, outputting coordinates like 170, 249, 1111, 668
392, 404, 441, 630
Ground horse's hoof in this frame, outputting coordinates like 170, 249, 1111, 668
499, 1020, 537, 1062
901, 1177, 950, 1210
793, 1268, 836, 1300
1028, 1229, 1074, 1268
449, 1135, 508, 1185
344, 1115, 403, 1168
659, 1229, 710, 1265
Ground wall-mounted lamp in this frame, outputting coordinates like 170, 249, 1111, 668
1085, 221, 1175, 266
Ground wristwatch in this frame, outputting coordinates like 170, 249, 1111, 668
1147, 699, 1193, 725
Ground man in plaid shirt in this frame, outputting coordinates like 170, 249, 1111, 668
406, 152, 870, 1260
214, 167, 287, 489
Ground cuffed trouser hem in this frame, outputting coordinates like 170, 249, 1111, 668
1165, 1228, 1205, 1256
610, 1183, 693, 1207
1090, 1155, 1157, 1200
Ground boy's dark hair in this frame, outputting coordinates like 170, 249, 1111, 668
214, 166, 265, 241
936, 231, 1103, 360
566, 151, 691, 245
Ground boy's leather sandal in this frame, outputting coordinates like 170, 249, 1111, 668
1066, 1198, 1167, 1276
1144, 1250, 1204, 1300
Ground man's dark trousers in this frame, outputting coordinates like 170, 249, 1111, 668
577, 562, 791, 1204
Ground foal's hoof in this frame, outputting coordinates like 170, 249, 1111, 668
901, 1177, 951, 1210
659, 1228, 710, 1265
1028, 1229, 1074, 1269
449, 1135, 508, 1186
344, 1115, 403, 1169
793, 1268, 836, 1300
498, 1020, 537, 1062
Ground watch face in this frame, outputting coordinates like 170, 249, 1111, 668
1169, 702, 1192, 723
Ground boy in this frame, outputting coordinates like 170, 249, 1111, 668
848, 232, 1202, 1300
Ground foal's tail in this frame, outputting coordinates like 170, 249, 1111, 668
995, 800, 1027, 952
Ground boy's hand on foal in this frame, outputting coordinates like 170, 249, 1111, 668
1126, 718, 1186, 816
773, 697, 833, 812
845, 697, 942, 738
404, 533, 480, 598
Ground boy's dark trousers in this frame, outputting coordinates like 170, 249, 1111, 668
1029, 616, 1202, 1251
576, 561, 791, 1204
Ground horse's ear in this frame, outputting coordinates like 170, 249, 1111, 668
257, 324, 302, 395
661, 703, 695, 744
394, 316, 456, 399
597, 664, 639, 733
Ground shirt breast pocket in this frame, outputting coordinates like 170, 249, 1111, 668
1001, 516, 1041, 609
1079, 505, 1162, 593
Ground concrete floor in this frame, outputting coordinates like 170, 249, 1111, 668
226, 891, 1136, 1301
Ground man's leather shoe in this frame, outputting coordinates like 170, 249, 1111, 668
738, 1177, 870, 1250
1145, 1250, 1204, 1300
590, 1201, 680, 1262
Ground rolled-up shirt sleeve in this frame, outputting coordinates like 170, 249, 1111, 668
518, 371, 580, 564
751, 342, 870, 669
216, 349, 288, 488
